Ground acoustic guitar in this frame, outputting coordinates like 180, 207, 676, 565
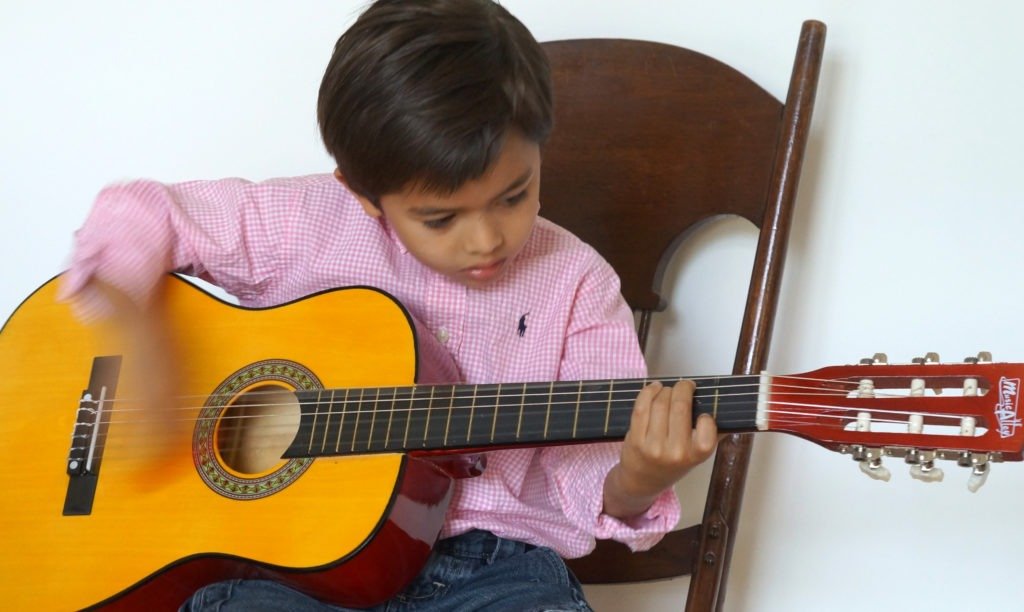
2, 275, 1021, 610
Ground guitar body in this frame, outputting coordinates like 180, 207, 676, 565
0, 276, 454, 610
8, 275, 1024, 609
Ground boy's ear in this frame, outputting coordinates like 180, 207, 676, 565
334, 169, 382, 218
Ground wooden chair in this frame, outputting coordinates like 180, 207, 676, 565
539, 21, 827, 611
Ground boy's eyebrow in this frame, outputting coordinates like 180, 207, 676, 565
410, 169, 533, 215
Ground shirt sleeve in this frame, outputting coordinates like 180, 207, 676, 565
58, 177, 326, 320
539, 254, 682, 553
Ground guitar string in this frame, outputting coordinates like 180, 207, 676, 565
92, 385, 899, 415
68, 395, 992, 457
77, 371, 954, 406
75, 372, 975, 415
76, 399, 980, 451
71, 401, 977, 441
195, 385, 962, 418
68, 386, 978, 433
86, 391, 981, 427
80, 395, 981, 429
60, 371, 995, 456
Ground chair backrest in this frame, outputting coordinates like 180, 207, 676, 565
540, 21, 826, 611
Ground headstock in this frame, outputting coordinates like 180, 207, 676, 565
760, 352, 1024, 491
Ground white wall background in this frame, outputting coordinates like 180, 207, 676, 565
3, 1, 1023, 611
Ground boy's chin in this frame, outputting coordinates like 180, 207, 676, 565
453, 274, 504, 290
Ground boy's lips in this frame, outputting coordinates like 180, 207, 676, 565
462, 259, 506, 281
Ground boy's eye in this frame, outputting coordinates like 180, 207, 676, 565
424, 214, 455, 229
504, 190, 528, 206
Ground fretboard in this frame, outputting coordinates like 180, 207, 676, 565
283, 375, 762, 459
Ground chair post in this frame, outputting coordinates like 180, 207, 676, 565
685, 20, 826, 612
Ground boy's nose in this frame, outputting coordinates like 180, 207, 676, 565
465, 217, 503, 255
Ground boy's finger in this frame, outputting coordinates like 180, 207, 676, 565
692, 413, 719, 459
630, 381, 662, 435
667, 380, 695, 439
647, 384, 676, 439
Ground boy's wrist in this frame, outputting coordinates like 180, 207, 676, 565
602, 463, 663, 520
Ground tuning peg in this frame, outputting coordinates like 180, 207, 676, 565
859, 458, 891, 482
963, 377, 979, 396
910, 378, 926, 396
910, 463, 944, 483
967, 462, 990, 493
852, 446, 891, 482
906, 450, 944, 483
960, 417, 977, 437
856, 379, 876, 397
958, 452, 990, 492
910, 353, 944, 394
964, 351, 993, 364
859, 353, 888, 365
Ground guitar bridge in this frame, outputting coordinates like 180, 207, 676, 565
63, 356, 121, 516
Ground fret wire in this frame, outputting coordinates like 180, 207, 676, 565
464, 383, 493, 446
493, 383, 521, 445
572, 380, 609, 440
307, 389, 321, 455
383, 387, 395, 450
423, 386, 435, 444
604, 380, 613, 434
571, 380, 581, 439
366, 387, 379, 451
490, 383, 501, 443
412, 385, 427, 448
466, 384, 478, 444
328, 389, 342, 453
350, 388, 362, 453
550, 381, 580, 442
380, 387, 395, 451
333, 388, 347, 454
313, 389, 324, 454
516, 382, 526, 440
323, 388, 343, 454
443, 385, 455, 447
402, 387, 413, 448
543, 381, 553, 440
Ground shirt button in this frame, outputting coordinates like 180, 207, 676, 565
436, 327, 450, 343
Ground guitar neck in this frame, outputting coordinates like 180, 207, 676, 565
283, 375, 762, 459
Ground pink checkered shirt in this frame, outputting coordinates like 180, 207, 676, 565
61, 173, 681, 557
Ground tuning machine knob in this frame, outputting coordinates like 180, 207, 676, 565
859, 353, 888, 365
906, 449, 944, 483
909, 352, 943, 394
959, 452, 991, 492
852, 446, 891, 482
964, 351, 993, 364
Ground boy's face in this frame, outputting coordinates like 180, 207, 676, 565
344, 130, 541, 288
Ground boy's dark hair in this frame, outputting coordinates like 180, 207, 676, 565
317, 0, 552, 203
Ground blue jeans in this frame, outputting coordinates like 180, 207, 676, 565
180, 530, 592, 611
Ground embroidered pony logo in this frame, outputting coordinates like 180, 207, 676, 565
517, 313, 529, 337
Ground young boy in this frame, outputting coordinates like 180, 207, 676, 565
59, 0, 718, 610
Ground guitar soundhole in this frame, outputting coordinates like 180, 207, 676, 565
194, 358, 318, 500
217, 385, 300, 475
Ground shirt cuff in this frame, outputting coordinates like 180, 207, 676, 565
58, 182, 173, 321
593, 486, 681, 552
